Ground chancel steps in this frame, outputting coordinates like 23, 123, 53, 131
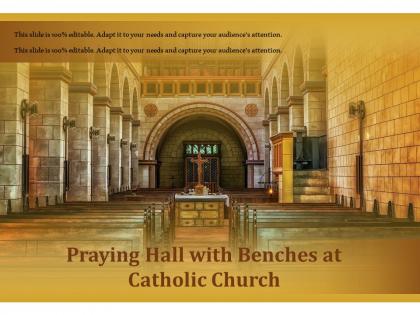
293, 170, 333, 203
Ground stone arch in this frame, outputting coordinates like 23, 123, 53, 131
132, 86, 139, 119
292, 46, 304, 96
280, 63, 290, 106
143, 102, 260, 161
264, 87, 270, 117
307, 39, 326, 81
93, 62, 107, 96
109, 64, 120, 107
271, 76, 279, 114
69, 62, 92, 82
122, 77, 131, 114
157, 116, 247, 189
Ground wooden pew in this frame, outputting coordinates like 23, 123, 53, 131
229, 203, 420, 253
0, 201, 174, 260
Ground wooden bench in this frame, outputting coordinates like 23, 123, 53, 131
229, 203, 420, 252
0, 201, 174, 261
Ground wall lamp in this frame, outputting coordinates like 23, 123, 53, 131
349, 100, 366, 210
107, 134, 116, 144
20, 99, 38, 119
63, 116, 76, 131
120, 138, 128, 148
89, 127, 100, 139
348, 100, 365, 119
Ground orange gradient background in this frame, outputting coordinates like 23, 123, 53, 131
0, 14, 420, 302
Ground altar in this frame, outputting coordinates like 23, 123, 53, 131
174, 194, 229, 227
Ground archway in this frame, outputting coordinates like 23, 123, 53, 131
110, 64, 120, 106
108, 64, 122, 193
292, 46, 304, 96
156, 115, 247, 190
122, 77, 131, 115
143, 102, 260, 190
280, 63, 290, 107
271, 77, 279, 114
93, 62, 107, 96
143, 102, 259, 161
278, 63, 291, 132
264, 88, 270, 118
132, 87, 139, 119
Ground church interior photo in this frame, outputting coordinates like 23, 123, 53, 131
1, 30, 420, 259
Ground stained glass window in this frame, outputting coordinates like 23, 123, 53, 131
185, 143, 220, 156
185, 144, 192, 154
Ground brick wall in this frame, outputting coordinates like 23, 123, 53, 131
327, 39, 420, 220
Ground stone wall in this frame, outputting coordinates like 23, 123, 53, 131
327, 39, 420, 219
138, 96, 265, 188
0, 63, 29, 214
158, 119, 246, 189
0, 61, 141, 213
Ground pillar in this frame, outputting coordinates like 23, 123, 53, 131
246, 162, 254, 189
109, 107, 122, 193
245, 160, 265, 189
268, 114, 277, 188
91, 96, 111, 201
138, 160, 157, 188
92, 96, 111, 201
67, 82, 96, 201
277, 106, 290, 133
301, 81, 326, 137
29, 65, 71, 207
268, 113, 278, 137
271, 132, 294, 203
121, 114, 132, 191
131, 120, 140, 189
0, 63, 29, 214
262, 119, 271, 187
287, 96, 304, 132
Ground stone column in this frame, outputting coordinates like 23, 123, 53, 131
268, 113, 278, 137
277, 106, 290, 133
131, 120, 140, 189
262, 119, 271, 186
109, 107, 122, 193
138, 160, 157, 188
268, 114, 277, 187
121, 115, 132, 191
245, 160, 265, 189
149, 163, 157, 188
66, 82, 96, 201
253, 163, 265, 189
287, 96, 304, 131
29, 65, 71, 208
301, 81, 327, 137
138, 161, 148, 188
0, 63, 29, 214
92, 96, 111, 201
246, 161, 254, 189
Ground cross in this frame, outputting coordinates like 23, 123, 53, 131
191, 152, 208, 186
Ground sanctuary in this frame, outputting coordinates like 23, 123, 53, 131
0, 28, 420, 274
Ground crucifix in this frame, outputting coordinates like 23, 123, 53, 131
191, 152, 208, 193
